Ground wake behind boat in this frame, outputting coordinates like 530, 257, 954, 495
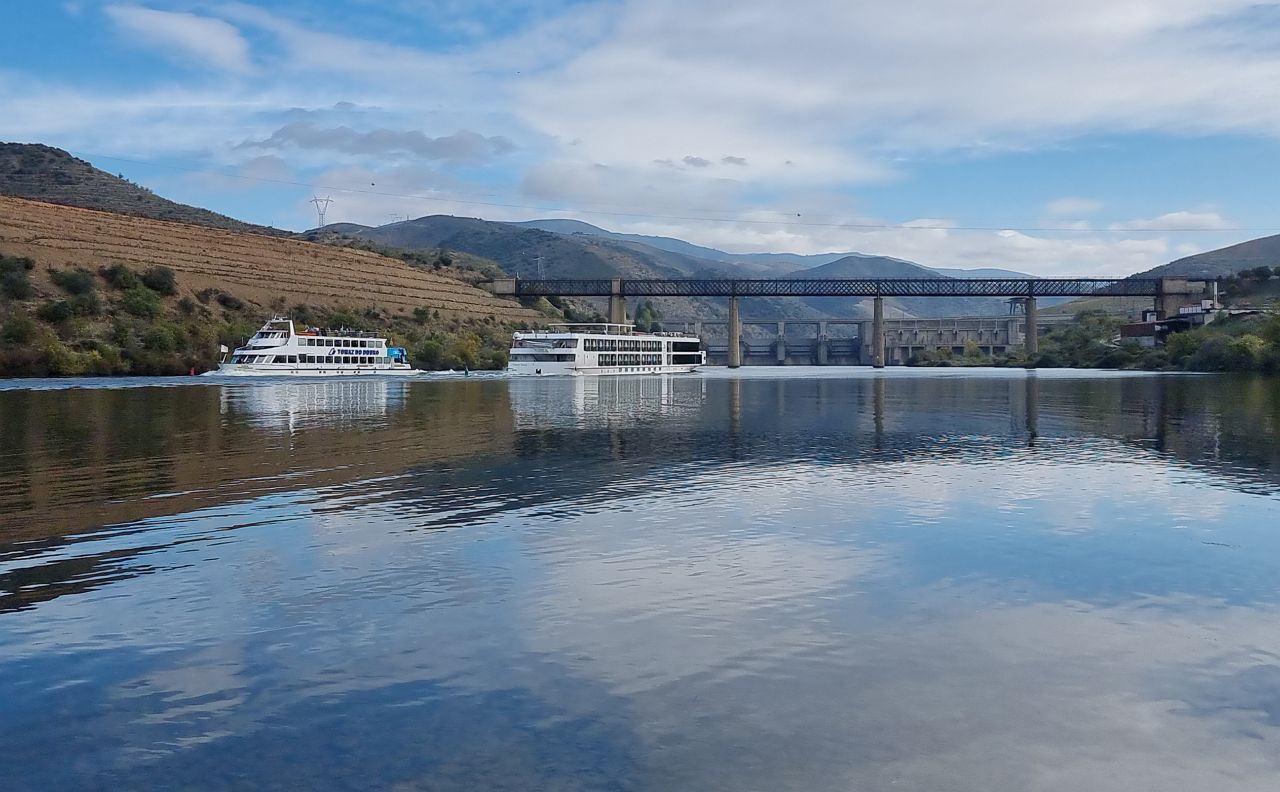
508, 323, 705, 376
206, 317, 419, 377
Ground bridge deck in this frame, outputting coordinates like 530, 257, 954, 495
502, 278, 1164, 298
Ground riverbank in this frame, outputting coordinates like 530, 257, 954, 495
1, 256, 545, 376
908, 310, 1280, 372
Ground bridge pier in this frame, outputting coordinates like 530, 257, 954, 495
1024, 296, 1038, 366
1156, 277, 1196, 319
775, 322, 787, 364
608, 278, 627, 325
872, 296, 885, 368
728, 296, 742, 369
816, 321, 829, 365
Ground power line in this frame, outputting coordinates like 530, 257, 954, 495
72, 150, 1280, 235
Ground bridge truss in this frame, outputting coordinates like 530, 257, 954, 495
506, 278, 1164, 298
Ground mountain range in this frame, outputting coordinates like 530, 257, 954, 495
2, 142, 1275, 319
322, 215, 1029, 318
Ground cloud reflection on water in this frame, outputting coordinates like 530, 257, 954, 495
1, 371, 1279, 790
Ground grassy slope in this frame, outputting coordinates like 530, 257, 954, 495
0, 142, 288, 237
0, 197, 548, 376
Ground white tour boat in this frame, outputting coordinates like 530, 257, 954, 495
507, 323, 705, 376
206, 317, 419, 377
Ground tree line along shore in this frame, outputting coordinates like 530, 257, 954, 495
3, 252, 1279, 377
0, 253, 578, 377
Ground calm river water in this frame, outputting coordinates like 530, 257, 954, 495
2, 369, 1280, 791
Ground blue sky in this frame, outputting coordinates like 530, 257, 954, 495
3, 1, 1280, 275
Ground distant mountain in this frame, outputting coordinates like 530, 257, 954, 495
1141, 234, 1280, 279
931, 267, 1038, 279
787, 254, 1010, 318
331, 215, 1034, 318
330, 214, 759, 319
511, 217, 1040, 280
0, 142, 287, 236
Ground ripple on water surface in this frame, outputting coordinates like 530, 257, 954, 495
1, 370, 1279, 791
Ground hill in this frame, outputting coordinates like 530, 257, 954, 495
0, 142, 289, 237
330, 214, 764, 320
1143, 233, 1280, 279
509, 217, 1041, 279
0, 197, 540, 320
787, 254, 1010, 318
334, 215, 1023, 319
0, 196, 545, 375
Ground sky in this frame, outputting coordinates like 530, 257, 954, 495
3, 0, 1280, 275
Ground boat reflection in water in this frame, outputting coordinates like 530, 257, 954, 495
218, 378, 410, 432
507, 373, 707, 429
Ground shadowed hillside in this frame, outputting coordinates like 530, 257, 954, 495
1142, 234, 1280, 279
788, 254, 1011, 318
0, 143, 288, 237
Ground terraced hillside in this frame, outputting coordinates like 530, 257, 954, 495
0, 143, 289, 236
0, 196, 542, 323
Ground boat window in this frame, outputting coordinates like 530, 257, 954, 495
287, 356, 297, 364
553, 339, 578, 348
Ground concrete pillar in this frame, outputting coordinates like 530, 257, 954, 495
817, 321, 829, 365
775, 322, 787, 364
1024, 296, 1038, 366
608, 278, 626, 326
727, 296, 742, 369
872, 296, 886, 368
1156, 277, 1192, 319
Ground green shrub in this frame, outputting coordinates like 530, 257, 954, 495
36, 299, 74, 323
142, 325, 178, 353
215, 292, 244, 310
49, 268, 97, 295
1, 255, 35, 299
1164, 331, 1203, 365
100, 263, 140, 290
120, 286, 162, 318
140, 266, 177, 295
1, 312, 37, 344
69, 292, 101, 316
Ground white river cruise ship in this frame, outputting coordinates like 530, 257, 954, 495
508, 323, 705, 376
207, 318, 418, 377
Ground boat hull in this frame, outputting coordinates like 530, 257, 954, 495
203, 364, 420, 377
507, 361, 700, 376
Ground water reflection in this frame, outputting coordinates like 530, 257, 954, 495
219, 378, 410, 431
1, 371, 1279, 791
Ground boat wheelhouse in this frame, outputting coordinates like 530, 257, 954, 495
206, 318, 418, 377
507, 323, 705, 376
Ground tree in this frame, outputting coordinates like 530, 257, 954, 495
1248, 265, 1273, 282
140, 266, 177, 295
634, 299, 663, 332
35, 300, 74, 323
0, 255, 34, 299
99, 263, 140, 290
50, 268, 96, 295
120, 286, 162, 318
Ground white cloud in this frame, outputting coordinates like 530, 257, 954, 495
1110, 210, 1232, 231
105, 5, 253, 74
1046, 197, 1102, 216
519, 0, 1280, 169
11, 1, 1275, 271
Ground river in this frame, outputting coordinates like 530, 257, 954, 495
2, 369, 1279, 791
